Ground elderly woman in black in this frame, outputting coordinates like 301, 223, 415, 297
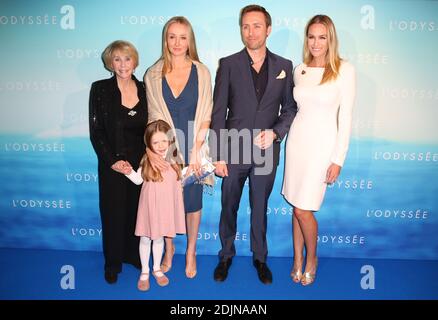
89, 40, 147, 284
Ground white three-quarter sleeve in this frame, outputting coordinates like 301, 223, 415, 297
125, 167, 144, 185
330, 61, 356, 166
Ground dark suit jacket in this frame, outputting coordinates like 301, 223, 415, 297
210, 48, 297, 166
89, 75, 147, 167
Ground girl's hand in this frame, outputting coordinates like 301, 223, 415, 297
325, 163, 341, 184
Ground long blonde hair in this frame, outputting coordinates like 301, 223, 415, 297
140, 120, 182, 182
303, 14, 341, 84
160, 16, 200, 77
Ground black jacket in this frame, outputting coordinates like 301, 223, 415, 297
89, 75, 147, 167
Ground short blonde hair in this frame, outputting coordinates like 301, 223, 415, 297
303, 15, 341, 84
102, 40, 139, 72
160, 16, 200, 76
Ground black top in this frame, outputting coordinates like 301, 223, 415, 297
89, 75, 148, 168
245, 49, 268, 103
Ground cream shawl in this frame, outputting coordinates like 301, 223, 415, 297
144, 59, 214, 185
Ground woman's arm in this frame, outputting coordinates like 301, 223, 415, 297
89, 82, 118, 167
330, 62, 356, 167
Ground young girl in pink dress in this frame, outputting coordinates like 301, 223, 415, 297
126, 119, 186, 291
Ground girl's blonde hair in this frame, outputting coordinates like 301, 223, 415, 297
140, 120, 182, 182
160, 16, 200, 77
303, 15, 342, 84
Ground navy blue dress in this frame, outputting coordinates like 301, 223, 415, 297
163, 64, 203, 213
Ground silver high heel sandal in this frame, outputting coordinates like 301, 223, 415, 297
301, 257, 318, 286
290, 268, 303, 283
290, 256, 304, 283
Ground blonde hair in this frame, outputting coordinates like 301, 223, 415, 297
102, 40, 139, 72
303, 15, 341, 84
160, 16, 200, 77
140, 120, 182, 182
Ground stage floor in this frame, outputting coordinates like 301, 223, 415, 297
1, 248, 437, 300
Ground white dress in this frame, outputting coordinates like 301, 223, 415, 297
282, 61, 356, 211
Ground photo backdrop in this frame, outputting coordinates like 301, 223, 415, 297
1, 0, 437, 260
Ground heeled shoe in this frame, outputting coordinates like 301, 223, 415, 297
185, 252, 197, 279
301, 258, 318, 286
290, 268, 303, 283
290, 256, 304, 283
161, 245, 175, 273
137, 273, 150, 291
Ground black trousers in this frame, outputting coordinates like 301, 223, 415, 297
218, 163, 278, 263
98, 165, 141, 273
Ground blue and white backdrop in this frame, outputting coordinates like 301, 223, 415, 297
1, 0, 437, 260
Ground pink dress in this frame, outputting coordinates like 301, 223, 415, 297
134, 168, 186, 240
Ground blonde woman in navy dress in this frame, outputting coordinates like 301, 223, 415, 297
282, 15, 356, 285
144, 16, 213, 279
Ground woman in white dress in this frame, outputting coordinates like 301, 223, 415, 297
282, 15, 356, 285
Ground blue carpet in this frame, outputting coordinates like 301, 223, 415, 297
0, 248, 437, 300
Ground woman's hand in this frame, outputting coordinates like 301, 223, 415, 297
111, 160, 132, 175
146, 147, 169, 172
186, 147, 202, 177
325, 163, 341, 184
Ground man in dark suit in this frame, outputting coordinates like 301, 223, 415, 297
210, 5, 297, 284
